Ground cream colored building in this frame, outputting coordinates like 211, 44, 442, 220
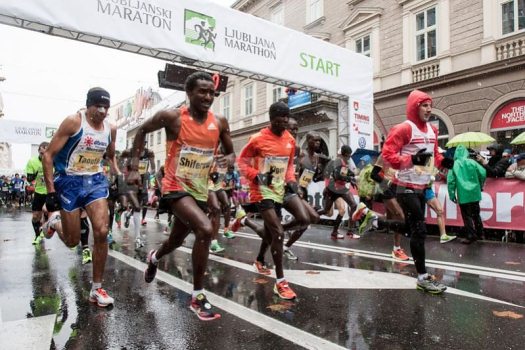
215, 0, 525, 155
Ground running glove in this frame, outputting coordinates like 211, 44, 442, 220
411, 149, 432, 166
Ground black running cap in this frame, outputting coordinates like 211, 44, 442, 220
86, 87, 110, 107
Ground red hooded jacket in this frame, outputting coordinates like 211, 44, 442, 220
382, 90, 444, 188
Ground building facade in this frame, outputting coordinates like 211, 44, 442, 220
217, 0, 525, 155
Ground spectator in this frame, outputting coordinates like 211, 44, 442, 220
448, 145, 486, 244
505, 153, 525, 180
476, 143, 510, 178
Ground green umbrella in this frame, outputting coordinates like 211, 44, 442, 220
445, 132, 495, 148
510, 131, 525, 145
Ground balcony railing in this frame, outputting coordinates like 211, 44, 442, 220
412, 61, 440, 83
496, 34, 525, 60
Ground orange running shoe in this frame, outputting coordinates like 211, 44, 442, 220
273, 280, 297, 300
392, 248, 410, 261
252, 261, 271, 275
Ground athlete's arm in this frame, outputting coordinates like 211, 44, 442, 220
129, 109, 180, 180
382, 123, 412, 170
147, 150, 156, 174
107, 124, 121, 176
238, 140, 259, 182
285, 138, 297, 183
216, 115, 235, 168
43, 114, 81, 193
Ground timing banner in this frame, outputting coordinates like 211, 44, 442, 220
0, 0, 372, 102
348, 98, 374, 151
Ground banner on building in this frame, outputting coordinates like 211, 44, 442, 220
0, 119, 57, 144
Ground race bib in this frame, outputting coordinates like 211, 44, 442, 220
262, 156, 289, 185
298, 169, 314, 188
138, 160, 149, 175
176, 145, 214, 180
70, 151, 102, 173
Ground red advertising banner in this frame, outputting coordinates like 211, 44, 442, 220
490, 99, 525, 130
425, 179, 524, 230
302, 178, 525, 231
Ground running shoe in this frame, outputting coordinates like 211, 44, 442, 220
392, 248, 410, 261
107, 230, 114, 244
331, 232, 344, 240
42, 212, 61, 239
440, 234, 457, 244
141, 219, 147, 226
124, 214, 131, 228
32, 231, 44, 245
231, 209, 247, 232
273, 280, 297, 300
82, 248, 92, 265
223, 230, 235, 239
190, 293, 221, 321
283, 248, 298, 260
135, 238, 144, 250
253, 261, 272, 275
352, 202, 368, 222
347, 232, 361, 239
209, 241, 225, 254
416, 275, 447, 294
144, 250, 158, 283
89, 288, 114, 307
358, 211, 378, 235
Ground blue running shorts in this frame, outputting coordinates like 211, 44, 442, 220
54, 173, 109, 212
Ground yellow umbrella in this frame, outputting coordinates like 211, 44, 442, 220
510, 131, 525, 145
445, 132, 495, 148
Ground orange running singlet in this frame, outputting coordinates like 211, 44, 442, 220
162, 106, 220, 202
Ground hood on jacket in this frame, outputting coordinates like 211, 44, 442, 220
406, 90, 433, 129
454, 145, 469, 161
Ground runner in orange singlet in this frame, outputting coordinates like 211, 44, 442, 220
128, 71, 235, 321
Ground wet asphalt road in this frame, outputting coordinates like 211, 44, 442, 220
1, 207, 524, 349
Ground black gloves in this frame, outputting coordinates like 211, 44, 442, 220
210, 172, 220, 184
45, 192, 62, 212
286, 182, 298, 194
370, 165, 384, 184
441, 157, 454, 169
254, 172, 273, 186
411, 149, 432, 166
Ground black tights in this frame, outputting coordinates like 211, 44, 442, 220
397, 191, 427, 275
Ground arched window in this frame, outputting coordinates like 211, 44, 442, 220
429, 115, 449, 149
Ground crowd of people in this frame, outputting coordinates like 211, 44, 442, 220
20, 71, 524, 321
0, 172, 33, 208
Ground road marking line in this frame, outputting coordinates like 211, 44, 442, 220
109, 250, 347, 350
232, 231, 525, 281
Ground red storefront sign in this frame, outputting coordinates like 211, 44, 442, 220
490, 99, 525, 130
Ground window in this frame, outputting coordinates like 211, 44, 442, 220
415, 7, 437, 61
307, 0, 323, 23
271, 85, 283, 103
243, 83, 254, 116
429, 115, 449, 149
355, 34, 371, 57
156, 130, 162, 145
149, 133, 154, 147
156, 159, 160, 171
270, 3, 284, 26
221, 94, 231, 120
501, 0, 525, 35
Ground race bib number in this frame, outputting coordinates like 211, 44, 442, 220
176, 145, 214, 180
262, 156, 289, 185
138, 160, 149, 175
298, 169, 314, 188
70, 151, 102, 173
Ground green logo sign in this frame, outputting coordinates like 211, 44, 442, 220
45, 127, 57, 139
184, 9, 216, 51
